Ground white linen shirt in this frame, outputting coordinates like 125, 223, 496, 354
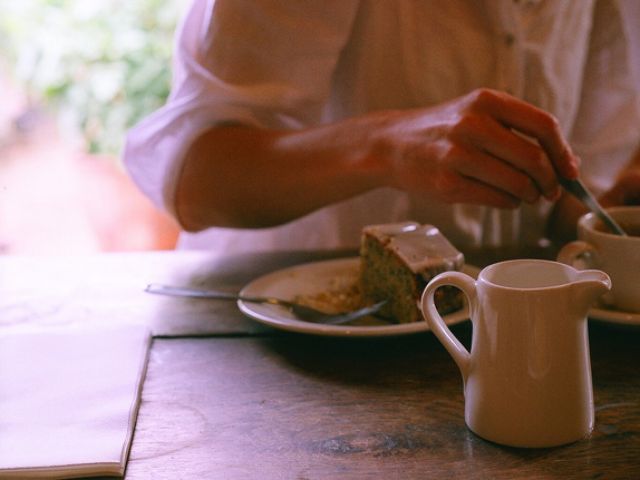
124, 0, 640, 253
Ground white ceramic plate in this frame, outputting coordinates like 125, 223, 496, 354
238, 257, 477, 337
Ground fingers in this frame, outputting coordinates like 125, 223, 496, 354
436, 171, 521, 209
469, 89, 580, 180
451, 145, 541, 203
455, 114, 560, 200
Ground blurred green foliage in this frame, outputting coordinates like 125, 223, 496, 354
0, 0, 183, 155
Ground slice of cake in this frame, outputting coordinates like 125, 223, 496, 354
359, 222, 464, 324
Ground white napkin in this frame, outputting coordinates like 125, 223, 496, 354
0, 324, 151, 479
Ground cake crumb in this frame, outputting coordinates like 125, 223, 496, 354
293, 276, 364, 314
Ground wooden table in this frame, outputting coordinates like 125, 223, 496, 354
2, 250, 638, 479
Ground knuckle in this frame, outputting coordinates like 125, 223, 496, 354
540, 113, 561, 134
468, 87, 499, 109
452, 113, 482, 137
441, 143, 470, 170
444, 142, 464, 159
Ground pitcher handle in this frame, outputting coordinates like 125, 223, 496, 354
420, 271, 477, 382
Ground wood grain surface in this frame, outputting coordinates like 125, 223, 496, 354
0, 250, 354, 337
2, 250, 638, 479
126, 323, 639, 480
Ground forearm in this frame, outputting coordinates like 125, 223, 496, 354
175, 120, 387, 230
174, 89, 579, 231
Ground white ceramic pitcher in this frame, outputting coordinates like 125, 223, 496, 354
420, 259, 611, 448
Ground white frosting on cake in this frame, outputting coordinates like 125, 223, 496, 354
363, 222, 464, 275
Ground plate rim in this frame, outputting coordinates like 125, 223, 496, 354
237, 257, 475, 337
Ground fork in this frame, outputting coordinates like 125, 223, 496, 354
144, 283, 387, 325
558, 176, 627, 236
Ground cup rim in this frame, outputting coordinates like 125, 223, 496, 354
578, 206, 640, 239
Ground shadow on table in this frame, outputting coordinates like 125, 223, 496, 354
258, 322, 472, 387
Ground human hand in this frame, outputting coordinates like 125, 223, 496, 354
375, 88, 579, 209
599, 169, 640, 207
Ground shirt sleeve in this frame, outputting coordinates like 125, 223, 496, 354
123, 0, 360, 216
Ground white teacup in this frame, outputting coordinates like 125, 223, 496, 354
557, 206, 640, 313
421, 259, 610, 448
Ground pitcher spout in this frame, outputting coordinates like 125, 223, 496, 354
572, 269, 612, 311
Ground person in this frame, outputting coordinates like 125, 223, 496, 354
124, 0, 640, 255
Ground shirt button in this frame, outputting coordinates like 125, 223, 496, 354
504, 33, 515, 46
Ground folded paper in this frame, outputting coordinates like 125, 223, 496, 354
0, 324, 151, 478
